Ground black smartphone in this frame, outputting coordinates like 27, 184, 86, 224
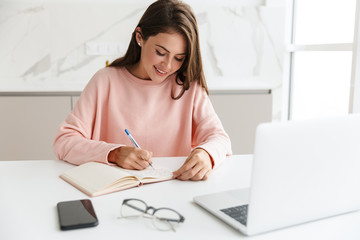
57, 199, 99, 230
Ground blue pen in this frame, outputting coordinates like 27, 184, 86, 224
125, 129, 154, 169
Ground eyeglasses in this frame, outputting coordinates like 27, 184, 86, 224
117, 198, 185, 232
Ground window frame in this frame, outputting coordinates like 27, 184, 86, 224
350, 1, 360, 113
283, 0, 358, 120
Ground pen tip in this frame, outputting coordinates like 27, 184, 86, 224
125, 129, 129, 135
149, 162, 155, 169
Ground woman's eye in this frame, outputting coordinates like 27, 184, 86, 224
156, 49, 184, 62
175, 57, 184, 62
156, 50, 165, 56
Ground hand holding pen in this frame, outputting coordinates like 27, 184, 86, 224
125, 129, 154, 169
107, 130, 153, 170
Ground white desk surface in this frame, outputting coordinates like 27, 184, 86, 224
1, 155, 360, 240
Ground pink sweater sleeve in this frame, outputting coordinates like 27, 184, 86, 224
191, 86, 232, 168
53, 72, 121, 165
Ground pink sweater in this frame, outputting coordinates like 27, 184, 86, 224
53, 67, 231, 167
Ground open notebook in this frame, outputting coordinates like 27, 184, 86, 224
60, 157, 186, 197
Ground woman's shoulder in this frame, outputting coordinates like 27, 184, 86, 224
188, 79, 208, 96
92, 66, 123, 79
82, 67, 123, 94
88, 66, 127, 85
170, 78, 208, 102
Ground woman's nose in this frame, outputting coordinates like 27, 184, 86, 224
163, 56, 172, 70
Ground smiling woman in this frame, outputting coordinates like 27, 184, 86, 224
109, 0, 207, 100
127, 31, 187, 84
53, 0, 232, 182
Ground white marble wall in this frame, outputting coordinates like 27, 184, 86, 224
0, 0, 285, 118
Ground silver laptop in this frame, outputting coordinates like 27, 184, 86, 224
194, 114, 360, 236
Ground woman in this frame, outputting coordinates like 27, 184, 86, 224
53, 0, 231, 181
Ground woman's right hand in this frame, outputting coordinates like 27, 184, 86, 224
108, 146, 153, 170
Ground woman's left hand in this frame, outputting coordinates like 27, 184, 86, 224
172, 148, 213, 181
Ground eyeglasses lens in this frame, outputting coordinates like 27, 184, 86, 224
153, 209, 181, 231
121, 199, 147, 218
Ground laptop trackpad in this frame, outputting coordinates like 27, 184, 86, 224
220, 188, 249, 207
194, 188, 250, 210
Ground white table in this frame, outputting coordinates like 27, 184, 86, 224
1, 155, 360, 240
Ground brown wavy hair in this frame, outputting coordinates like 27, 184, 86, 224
108, 0, 207, 99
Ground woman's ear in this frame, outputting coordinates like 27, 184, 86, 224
135, 27, 143, 47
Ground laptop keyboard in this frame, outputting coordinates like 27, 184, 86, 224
220, 204, 248, 226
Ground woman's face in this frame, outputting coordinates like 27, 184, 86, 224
133, 30, 187, 84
